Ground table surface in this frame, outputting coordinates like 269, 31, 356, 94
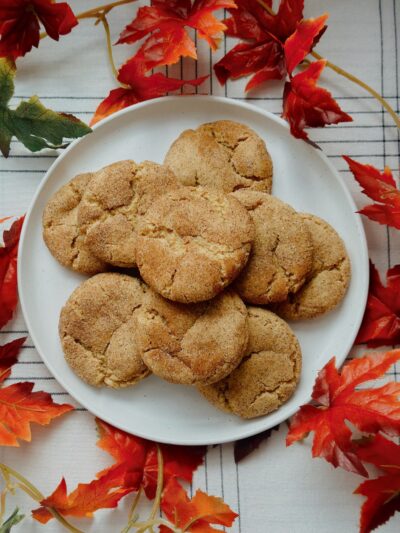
1, 0, 399, 531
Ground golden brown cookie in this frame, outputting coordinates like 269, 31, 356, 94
136, 187, 255, 303
59, 273, 150, 388
42, 173, 107, 274
136, 288, 248, 385
273, 214, 351, 320
198, 307, 302, 419
231, 190, 313, 304
164, 120, 273, 193
77, 160, 180, 268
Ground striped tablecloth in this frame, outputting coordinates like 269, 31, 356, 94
0, 1, 399, 531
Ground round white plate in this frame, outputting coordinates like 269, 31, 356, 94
19, 96, 369, 445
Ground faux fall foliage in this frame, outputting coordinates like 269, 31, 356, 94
4, 0, 397, 154
0, 1, 400, 532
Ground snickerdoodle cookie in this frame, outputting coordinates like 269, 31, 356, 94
198, 307, 301, 419
231, 190, 313, 304
59, 273, 150, 388
43, 173, 107, 274
78, 160, 179, 268
274, 214, 351, 320
164, 120, 273, 193
136, 288, 249, 385
136, 187, 255, 303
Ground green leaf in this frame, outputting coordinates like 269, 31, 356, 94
0, 59, 91, 158
0, 59, 15, 107
0, 507, 25, 533
10, 96, 92, 153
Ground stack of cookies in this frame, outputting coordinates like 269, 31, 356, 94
43, 120, 351, 420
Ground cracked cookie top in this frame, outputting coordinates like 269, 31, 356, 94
273, 214, 351, 320
42, 173, 108, 275
77, 160, 180, 268
198, 307, 302, 419
136, 288, 249, 385
135, 186, 255, 303
231, 190, 313, 305
164, 120, 273, 193
59, 273, 150, 388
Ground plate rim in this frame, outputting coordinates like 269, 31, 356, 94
18, 95, 369, 445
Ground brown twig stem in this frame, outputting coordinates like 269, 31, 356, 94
256, 0, 400, 128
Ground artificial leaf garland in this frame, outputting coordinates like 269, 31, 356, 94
29, 419, 232, 531
0, 58, 91, 158
0, 0, 398, 156
0, 2, 399, 532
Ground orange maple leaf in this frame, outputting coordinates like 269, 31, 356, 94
160, 477, 238, 532
32, 464, 133, 523
286, 350, 400, 476
0, 382, 73, 446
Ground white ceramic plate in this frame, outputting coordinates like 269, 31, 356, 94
19, 96, 369, 445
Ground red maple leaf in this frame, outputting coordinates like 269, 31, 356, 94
0, 216, 24, 329
117, 0, 236, 55
95, 419, 206, 498
0, 337, 26, 383
0, 0, 77, 59
344, 156, 400, 229
142, 442, 206, 499
32, 464, 133, 524
91, 56, 206, 125
284, 14, 328, 74
355, 434, 400, 533
282, 59, 352, 140
286, 350, 400, 476
160, 477, 238, 532
0, 382, 73, 446
356, 261, 400, 347
214, 0, 326, 91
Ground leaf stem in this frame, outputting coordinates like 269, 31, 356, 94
120, 488, 142, 533
40, 0, 137, 38
96, 13, 119, 79
128, 487, 142, 522
0, 464, 84, 533
137, 446, 164, 533
256, 0, 400, 129
128, 517, 179, 530
310, 51, 400, 129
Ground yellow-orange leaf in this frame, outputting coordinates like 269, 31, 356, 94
0, 382, 73, 446
32, 464, 133, 523
161, 477, 238, 532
